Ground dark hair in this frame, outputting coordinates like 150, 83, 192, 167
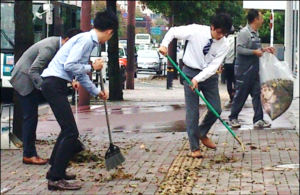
211, 13, 232, 35
93, 10, 119, 32
247, 9, 260, 24
62, 28, 82, 39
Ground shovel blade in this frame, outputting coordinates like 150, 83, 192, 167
9, 132, 23, 148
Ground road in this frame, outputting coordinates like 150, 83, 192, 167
0, 73, 162, 134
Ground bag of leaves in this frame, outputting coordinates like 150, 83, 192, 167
259, 52, 294, 120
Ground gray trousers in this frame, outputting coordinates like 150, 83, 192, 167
183, 66, 221, 151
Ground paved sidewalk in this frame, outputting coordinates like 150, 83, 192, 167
1, 77, 299, 195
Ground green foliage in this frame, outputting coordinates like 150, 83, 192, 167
92, 1, 126, 39
259, 11, 285, 44
141, 1, 245, 28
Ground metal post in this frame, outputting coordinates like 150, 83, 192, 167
126, 1, 135, 89
166, 67, 173, 89
270, 9, 274, 47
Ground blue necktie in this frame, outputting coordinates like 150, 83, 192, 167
203, 39, 213, 55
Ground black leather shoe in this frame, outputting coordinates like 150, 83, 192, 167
48, 179, 81, 190
46, 171, 76, 180
64, 172, 76, 180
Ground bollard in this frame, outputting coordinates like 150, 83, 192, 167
163, 62, 167, 76
166, 66, 174, 89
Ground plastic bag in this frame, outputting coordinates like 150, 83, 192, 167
259, 52, 294, 120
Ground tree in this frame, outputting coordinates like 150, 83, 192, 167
141, 1, 244, 27
107, 1, 123, 100
216, 1, 245, 31
13, 1, 34, 140
260, 10, 285, 44
93, 1, 126, 39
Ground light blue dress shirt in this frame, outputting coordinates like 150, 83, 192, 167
41, 29, 100, 96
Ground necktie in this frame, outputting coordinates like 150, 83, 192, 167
203, 39, 213, 55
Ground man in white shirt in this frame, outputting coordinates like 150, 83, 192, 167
159, 13, 232, 158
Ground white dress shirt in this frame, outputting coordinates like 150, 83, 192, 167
161, 24, 230, 82
223, 34, 237, 64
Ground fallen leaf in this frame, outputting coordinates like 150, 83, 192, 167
140, 143, 145, 149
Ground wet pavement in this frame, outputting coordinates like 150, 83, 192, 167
1, 77, 299, 194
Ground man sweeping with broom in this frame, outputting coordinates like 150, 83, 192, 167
40, 10, 119, 191
159, 13, 232, 158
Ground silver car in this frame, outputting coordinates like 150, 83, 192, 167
137, 50, 163, 75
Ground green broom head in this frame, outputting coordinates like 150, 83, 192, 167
105, 143, 126, 171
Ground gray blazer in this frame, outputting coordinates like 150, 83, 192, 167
10, 37, 60, 96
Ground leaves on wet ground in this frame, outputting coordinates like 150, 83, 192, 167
35, 139, 56, 145
70, 149, 103, 163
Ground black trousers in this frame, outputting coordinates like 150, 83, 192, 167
42, 76, 79, 180
223, 64, 236, 101
17, 88, 39, 158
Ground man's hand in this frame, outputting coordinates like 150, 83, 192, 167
92, 58, 104, 71
263, 46, 276, 54
159, 46, 168, 56
189, 78, 198, 91
98, 90, 109, 100
72, 80, 80, 91
253, 49, 263, 57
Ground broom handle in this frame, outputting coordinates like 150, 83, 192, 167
75, 86, 78, 124
99, 71, 113, 144
166, 55, 238, 138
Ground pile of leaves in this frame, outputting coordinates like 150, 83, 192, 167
260, 79, 293, 120
71, 149, 103, 163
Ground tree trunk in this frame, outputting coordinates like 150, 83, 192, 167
126, 1, 135, 89
107, 1, 123, 100
13, 1, 34, 140
78, 1, 92, 106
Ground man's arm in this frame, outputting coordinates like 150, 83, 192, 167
63, 38, 102, 97
63, 38, 94, 74
236, 30, 255, 56
161, 25, 196, 48
28, 47, 56, 89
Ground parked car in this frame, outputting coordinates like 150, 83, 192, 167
137, 50, 163, 75
118, 45, 138, 79
90, 44, 138, 87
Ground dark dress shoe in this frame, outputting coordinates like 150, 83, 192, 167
23, 156, 48, 165
200, 137, 217, 149
46, 171, 76, 180
48, 179, 81, 190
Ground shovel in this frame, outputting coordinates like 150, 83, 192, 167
165, 55, 245, 157
99, 71, 125, 171
73, 79, 86, 153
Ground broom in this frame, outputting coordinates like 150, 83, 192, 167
99, 71, 125, 171
165, 55, 245, 157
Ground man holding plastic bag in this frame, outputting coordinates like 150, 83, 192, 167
228, 9, 275, 129
260, 53, 294, 120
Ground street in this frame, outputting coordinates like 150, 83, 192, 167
1, 76, 299, 194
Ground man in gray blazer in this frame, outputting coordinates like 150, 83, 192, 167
9, 28, 82, 165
